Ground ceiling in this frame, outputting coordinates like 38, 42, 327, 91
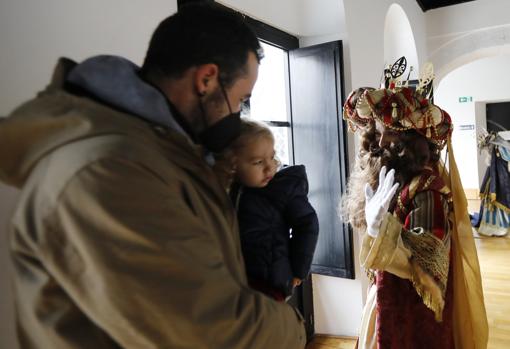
416, 0, 476, 12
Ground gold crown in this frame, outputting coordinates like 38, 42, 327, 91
343, 58, 452, 150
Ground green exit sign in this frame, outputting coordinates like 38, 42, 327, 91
458, 96, 473, 103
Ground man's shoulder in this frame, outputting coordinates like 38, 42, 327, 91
14, 135, 164, 212
13, 88, 200, 186
45, 130, 198, 192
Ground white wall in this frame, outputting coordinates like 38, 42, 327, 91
425, 0, 510, 81
344, 0, 426, 90
435, 55, 510, 191
384, 4, 419, 77
220, 0, 347, 46
0, 0, 177, 116
299, 0, 346, 43
0, 1, 178, 348
219, 0, 301, 35
427, 0, 510, 206
217, 0, 350, 94
426, 0, 510, 39
297, 0, 349, 111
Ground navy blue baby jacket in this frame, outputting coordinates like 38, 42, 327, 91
232, 165, 319, 296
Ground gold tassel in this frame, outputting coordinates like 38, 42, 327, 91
410, 261, 446, 322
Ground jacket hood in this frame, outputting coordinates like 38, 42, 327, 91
269, 164, 309, 196
0, 56, 190, 188
251, 164, 309, 200
66, 55, 187, 134
276, 164, 307, 179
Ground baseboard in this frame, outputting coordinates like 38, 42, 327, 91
464, 188, 480, 200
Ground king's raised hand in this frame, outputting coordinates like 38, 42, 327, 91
364, 166, 399, 238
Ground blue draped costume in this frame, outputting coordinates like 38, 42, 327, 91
471, 138, 510, 236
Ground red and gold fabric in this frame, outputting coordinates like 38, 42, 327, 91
360, 168, 454, 348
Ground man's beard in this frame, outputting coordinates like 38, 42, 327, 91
342, 131, 430, 233
370, 143, 402, 173
369, 140, 426, 191
368, 143, 412, 211
341, 144, 403, 233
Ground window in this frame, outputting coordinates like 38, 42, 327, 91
248, 42, 292, 165
177, 0, 353, 281
289, 42, 352, 279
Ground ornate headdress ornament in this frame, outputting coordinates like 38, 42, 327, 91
343, 57, 453, 150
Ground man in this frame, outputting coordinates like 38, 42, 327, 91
342, 84, 488, 348
0, 4, 305, 348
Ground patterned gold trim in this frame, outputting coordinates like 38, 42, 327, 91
422, 175, 436, 191
408, 176, 422, 199
480, 197, 510, 214
397, 193, 407, 213
410, 260, 446, 322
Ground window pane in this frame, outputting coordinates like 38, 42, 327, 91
249, 42, 289, 123
270, 126, 290, 166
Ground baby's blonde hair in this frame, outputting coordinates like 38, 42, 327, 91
232, 118, 275, 152
214, 118, 275, 190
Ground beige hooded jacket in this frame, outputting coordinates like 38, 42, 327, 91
0, 58, 305, 349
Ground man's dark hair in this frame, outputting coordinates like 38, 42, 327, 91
142, 3, 262, 87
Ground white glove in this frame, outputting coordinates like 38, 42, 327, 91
364, 166, 399, 238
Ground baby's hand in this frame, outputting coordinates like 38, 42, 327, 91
292, 278, 302, 287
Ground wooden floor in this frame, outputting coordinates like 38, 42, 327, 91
476, 234, 510, 348
307, 233, 510, 349
307, 335, 356, 349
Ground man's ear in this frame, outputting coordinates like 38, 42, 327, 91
195, 63, 219, 96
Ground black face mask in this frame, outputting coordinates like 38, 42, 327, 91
199, 111, 241, 153
198, 81, 241, 153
